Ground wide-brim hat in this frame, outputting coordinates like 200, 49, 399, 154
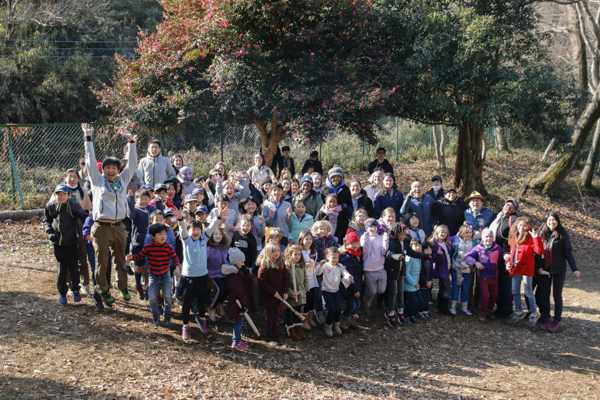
465, 191, 487, 203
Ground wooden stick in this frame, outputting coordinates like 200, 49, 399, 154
277, 296, 305, 321
291, 263, 297, 294
236, 299, 260, 337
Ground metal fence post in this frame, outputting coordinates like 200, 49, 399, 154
395, 117, 399, 160
220, 129, 224, 162
430, 126, 433, 149
7, 127, 24, 207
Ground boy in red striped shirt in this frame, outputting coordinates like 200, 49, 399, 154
127, 223, 181, 327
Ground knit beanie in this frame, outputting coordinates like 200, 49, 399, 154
365, 220, 379, 229
345, 229, 360, 244
328, 165, 344, 180
228, 247, 246, 265
300, 173, 313, 187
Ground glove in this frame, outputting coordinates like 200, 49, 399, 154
239, 305, 249, 315
391, 254, 403, 261
48, 233, 57, 243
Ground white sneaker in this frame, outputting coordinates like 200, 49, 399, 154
207, 308, 217, 322
461, 304, 473, 316
80, 285, 90, 296
67, 289, 74, 296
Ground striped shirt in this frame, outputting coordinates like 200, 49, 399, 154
132, 242, 180, 275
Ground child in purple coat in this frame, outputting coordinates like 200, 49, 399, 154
206, 224, 230, 322
465, 228, 505, 322
430, 224, 453, 315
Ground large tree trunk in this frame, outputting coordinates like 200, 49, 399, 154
567, 4, 588, 131
580, 121, 600, 187
494, 126, 509, 153
532, 90, 600, 194
454, 121, 487, 196
252, 109, 289, 167
432, 125, 446, 169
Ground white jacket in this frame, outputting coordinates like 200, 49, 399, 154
302, 249, 318, 289
316, 262, 351, 293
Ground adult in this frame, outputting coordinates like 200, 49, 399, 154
268, 146, 284, 178
431, 188, 468, 236
400, 181, 436, 236
320, 165, 353, 212
504, 216, 544, 327
536, 212, 580, 332
281, 146, 295, 176
247, 153, 276, 187
138, 138, 177, 188
368, 147, 394, 175
349, 180, 375, 218
178, 165, 198, 197
425, 175, 445, 201
373, 173, 404, 220
292, 174, 323, 218
171, 154, 184, 175
364, 169, 383, 203
463, 191, 495, 235
301, 150, 324, 175
488, 198, 519, 318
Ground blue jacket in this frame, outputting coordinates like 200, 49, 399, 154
400, 194, 436, 236
339, 252, 363, 296
289, 213, 314, 243
373, 190, 404, 219
464, 208, 495, 231
404, 256, 421, 292
127, 194, 156, 248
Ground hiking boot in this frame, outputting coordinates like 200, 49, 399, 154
182, 324, 190, 340
449, 300, 457, 315
216, 303, 226, 317
93, 293, 104, 310
100, 291, 115, 306
461, 303, 473, 316
508, 312, 525, 324
80, 285, 90, 296
163, 313, 172, 327
152, 314, 161, 327
478, 312, 486, 323
195, 316, 208, 333
207, 308, 217, 322
314, 309, 326, 324
59, 294, 67, 305
539, 317, 553, 331
73, 291, 81, 303
232, 341, 248, 350
113, 283, 131, 301
527, 313, 540, 328
324, 323, 333, 338
548, 318, 562, 333
385, 313, 399, 328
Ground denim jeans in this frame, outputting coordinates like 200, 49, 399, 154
404, 290, 425, 317
342, 295, 361, 318
451, 270, 472, 302
148, 271, 172, 315
233, 316, 245, 344
322, 291, 342, 324
512, 274, 536, 314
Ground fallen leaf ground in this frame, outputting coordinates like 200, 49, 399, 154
1, 149, 599, 399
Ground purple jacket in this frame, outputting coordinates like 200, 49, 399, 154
432, 239, 453, 280
465, 242, 506, 279
207, 246, 229, 279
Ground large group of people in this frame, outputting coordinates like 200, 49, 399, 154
42, 124, 581, 350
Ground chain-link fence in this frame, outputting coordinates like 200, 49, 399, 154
0, 118, 460, 210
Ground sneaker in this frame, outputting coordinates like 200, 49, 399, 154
137, 289, 144, 300
461, 305, 473, 316
539, 317, 553, 331
73, 291, 81, 303
417, 312, 427, 321
385, 313, 398, 328
232, 341, 248, 350
314, 309, 326, 324
112, 283, 131, 301
207, 308, 217, 322
486, 311, 496, 321
152, 314, 161, 327
163, 314, 172, 327
59, 294, 67, 305
266, 334, 279, 346
273, 334, 283, 346
67, 289, 74, 296
216, 303, 226, 316
422, 312, 431, 320
363, 306, 371, 317
80, 285, 90, 296
182, 324, 190, 340
100, 291, 115, 306
547, 318, 562, 333
508, 312, 525, 324
527, 313, 540, 328
93, 293, 104, 310
195, 316, 208, 333
409, 316, 421, 324
478, 312, 486, 323
401, 316, 412, 326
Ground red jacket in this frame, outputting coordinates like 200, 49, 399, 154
222, 264, 257, 320
507, 235, 544, 277
258, 266, 289, 309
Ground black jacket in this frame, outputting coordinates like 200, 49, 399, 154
339, 252, 363, 296
301, 159, 323, 175
425, 188, 445, 201
540, 228, 578, 274
44, 199, 88, 246
352, 189, 375, 218
419, 259, 435, 286
321, 183, 353, 212
368, 159, 394, 175
384, 236, 430, 280
314, 207, 352, 243
432, 197, 468, 236
281, 157, 295, 176
231, 231, 258, 274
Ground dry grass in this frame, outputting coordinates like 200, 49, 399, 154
1, 148, 599, 399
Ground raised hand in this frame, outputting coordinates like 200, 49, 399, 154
81, 123, 93, 137
219, 207, 231, 219
119, 127, 134, 141
258, 216, 264, 225
529, 229, 538, 238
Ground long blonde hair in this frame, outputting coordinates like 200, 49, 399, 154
284, 245, 305, 269
431, 224, 449, 244
257, 242, 285, 270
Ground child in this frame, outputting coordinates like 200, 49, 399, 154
290, 179, 300, 199
316, 247, 353, 337
430, 224, 453, 315
377, 207, 396, 235
348, 208, 368, 237
44, 184, 89, 305
310, 172, 323, 195
221, 247, 257, 350
281, 178, 293, 203
257, 242, 289, 346
231, 215, 258, 274
259, 176, 273, 199
166, 179, 183, 209
404, 239, 426, 324
302, 150, 324, 175
194, 205, 209, 228
418, 242, 434, 320
465, 229, 506, 322
339, 230, 363, 332
280, 168, 293, 181
405, 212, 426, 243
206, 223, 230, 321
239, 196, 265, 255
288, 200, 315, 243
82, 123, 136, 305
216, 174, 251, 212
311, 220, 339, 263
138, 138, 177, 188
450, 225, 478, 316
149, 183, 175, 210
193, 186, 213, 210
182, 209, 193, 224
298, 230, 319, 329
292, 174, 323, 218
284, 245, 310, 340
262, 183, 293, 245
281, 145, 296, 176
248, 153, 276, 186
177, 215, 220, 338
183, 194, 198, 213
315, 193, 350, 242
373, 172, 404, 219
207, 194, 238, 241
360, 219, 389, 315
127, 224, 181, 327
127, 188, 156, 300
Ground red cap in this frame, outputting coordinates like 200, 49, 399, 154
345, 229, 360, 244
